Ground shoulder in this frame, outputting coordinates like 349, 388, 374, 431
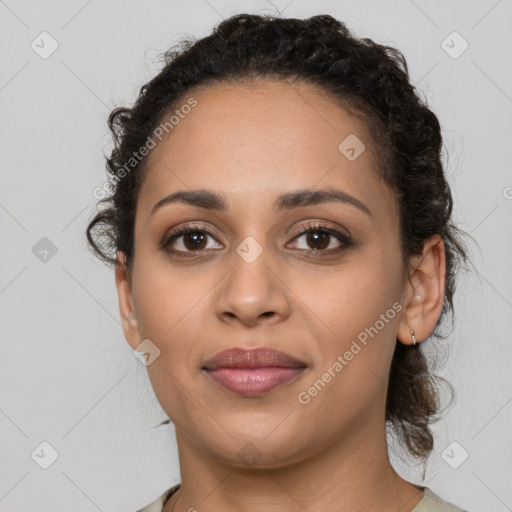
135, 483, 181, 512
412, 487, 470, 512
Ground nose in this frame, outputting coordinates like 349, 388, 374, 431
214, 246, 291, 328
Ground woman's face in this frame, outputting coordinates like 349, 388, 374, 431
118, 80, 411, 467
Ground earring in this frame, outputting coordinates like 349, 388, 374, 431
410, 329, 417, 346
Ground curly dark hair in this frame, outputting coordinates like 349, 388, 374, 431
86, 13, 472, 464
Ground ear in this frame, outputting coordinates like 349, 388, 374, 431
397, 234, 446, 346
115, 251, 142, 350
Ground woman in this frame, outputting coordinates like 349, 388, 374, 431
86, 13, 471, 512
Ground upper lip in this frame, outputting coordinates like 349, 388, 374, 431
202, 347, 307, 370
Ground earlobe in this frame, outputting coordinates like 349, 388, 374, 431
397, 235, 446, 346
115, 251, 141, 350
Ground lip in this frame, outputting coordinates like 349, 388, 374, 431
202, 347, 307, 397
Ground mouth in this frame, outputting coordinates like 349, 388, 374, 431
202, 347, 308, 397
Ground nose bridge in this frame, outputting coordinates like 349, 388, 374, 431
230, 231, 275, 300
228, 197, 277, 268
214, 225, 290, 325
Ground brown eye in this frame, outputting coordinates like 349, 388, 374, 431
304, 231, 331, 250
179, 230, 208, 251
287, 222, 352, 255
162, 225, 222, 256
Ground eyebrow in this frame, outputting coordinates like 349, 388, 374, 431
150, 187, 372, 217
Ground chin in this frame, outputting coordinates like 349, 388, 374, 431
213, 440, 312, 470
193, 420, 317, 470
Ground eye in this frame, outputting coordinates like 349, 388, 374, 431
161, 224, 222, 257
287, 222, 352, 255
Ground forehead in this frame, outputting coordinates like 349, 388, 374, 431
137, 80, 395, 219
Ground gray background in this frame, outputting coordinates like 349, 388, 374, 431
1, 0, 511, 510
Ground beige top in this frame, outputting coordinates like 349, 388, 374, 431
136, 484, 469, 512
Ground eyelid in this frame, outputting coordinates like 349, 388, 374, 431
160, 222, 223, 251
288, 220, 351, 240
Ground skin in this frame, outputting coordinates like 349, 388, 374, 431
115, 80, 446, 512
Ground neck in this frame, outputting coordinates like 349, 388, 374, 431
164, 418, 424, 512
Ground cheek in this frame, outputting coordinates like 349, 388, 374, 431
292, 268, 401, 427
131, 259, 198, 360
133, 246, 193, 322
294, 253, 401, 339
291, 254, 403, 409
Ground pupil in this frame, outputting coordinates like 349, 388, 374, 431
185, 232, 206, 250
308, 231, 328, 250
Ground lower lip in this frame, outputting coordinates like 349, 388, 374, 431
204, 367, 306, 397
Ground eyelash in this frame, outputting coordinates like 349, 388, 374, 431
161, 221, 353, 258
